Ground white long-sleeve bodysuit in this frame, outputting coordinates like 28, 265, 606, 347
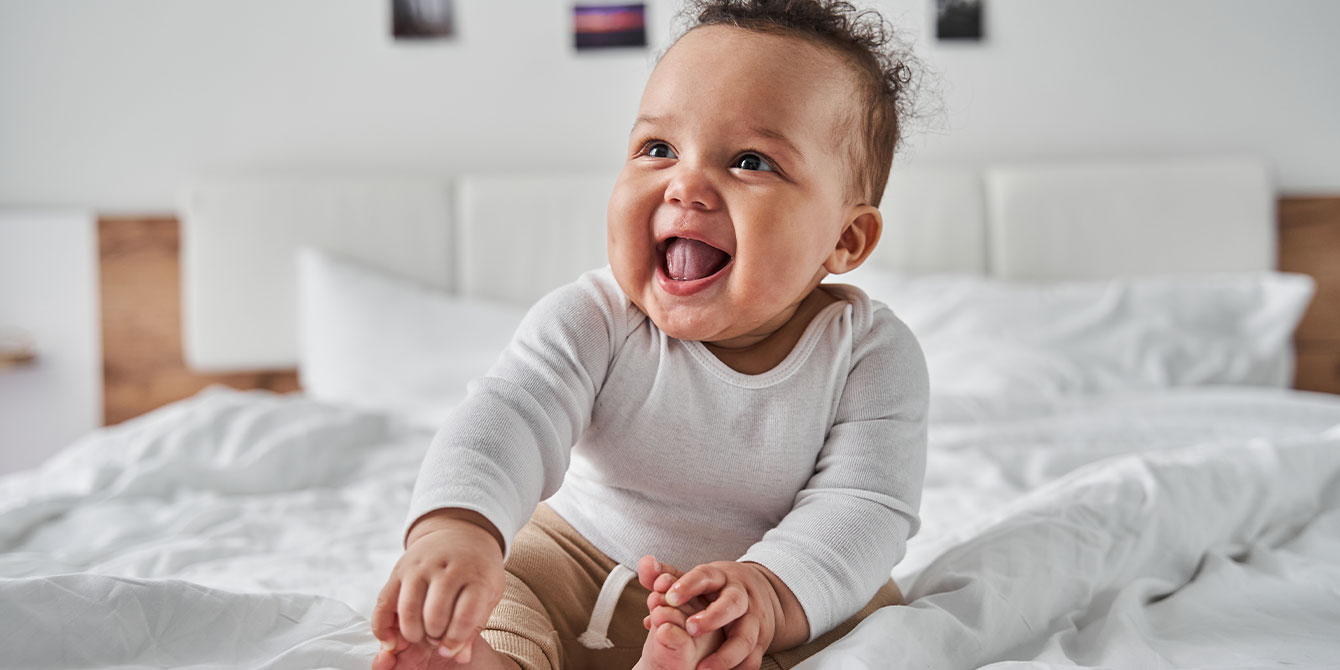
405, 266, 928, 642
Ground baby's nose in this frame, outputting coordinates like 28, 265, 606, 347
664, 164, 721, 210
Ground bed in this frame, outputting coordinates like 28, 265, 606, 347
4, 158, 1340, 669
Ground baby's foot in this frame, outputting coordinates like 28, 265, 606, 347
634, 604, 725, 670
371, 635, 519, 670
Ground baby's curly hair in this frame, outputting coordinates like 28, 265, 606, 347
674, 0, 924, 207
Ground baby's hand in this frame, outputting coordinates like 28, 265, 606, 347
371, 509, 506, 667
637, 556, 783, 670
636, 555, 708, 620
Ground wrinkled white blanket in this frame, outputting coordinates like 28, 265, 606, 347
2, 386, 1339, 669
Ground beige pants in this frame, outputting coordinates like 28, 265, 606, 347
481, 502, 905, 670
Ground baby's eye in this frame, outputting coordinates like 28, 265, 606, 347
646, 142, 677, 159
733, 153, 775, 172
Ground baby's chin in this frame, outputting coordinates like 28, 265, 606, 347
613, 263, 748, 342
644, 304, 730, 342
646, 292, 769, 344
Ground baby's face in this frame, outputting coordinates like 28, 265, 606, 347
607, 25, 863, 345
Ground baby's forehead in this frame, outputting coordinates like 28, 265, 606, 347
675, 25, 859, 82
652, 29, 860, 132
662, 28, 861, 125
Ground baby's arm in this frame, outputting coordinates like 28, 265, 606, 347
731, 307, 929, 643
402, 274, 628, 557
374, 271, 630, 662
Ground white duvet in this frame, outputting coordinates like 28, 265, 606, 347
3, 386, 1339, 669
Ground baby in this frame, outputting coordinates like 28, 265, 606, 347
371, 1, 927, 669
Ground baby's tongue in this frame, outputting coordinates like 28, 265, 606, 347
666, 237, 728, 281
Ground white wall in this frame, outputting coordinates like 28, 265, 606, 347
905, 0, 1340, 188
0, 211, 101, 475
1, 0, 1338, 213
0, 1, 1336, 473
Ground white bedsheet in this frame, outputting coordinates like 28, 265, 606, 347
2, 386, 1339, 669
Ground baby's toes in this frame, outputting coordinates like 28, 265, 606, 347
651, 620, 695, 654
648, 604, 690, 631
637, 556, 661, 589
639, 605, 724, 670
372, 649, 397, 670
370, 641, 477, 670
653, 573, 676, 593
647, 589, 670, 611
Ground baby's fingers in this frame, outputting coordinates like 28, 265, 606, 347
665, 564, 729, 607
441, 584, 490, 660
702, 616, 766, 670
371, 577, 403, 650
396, 577, 431, 644
700, 615, 762, 670
684, 583, 749, 636
422, 574, 460, 645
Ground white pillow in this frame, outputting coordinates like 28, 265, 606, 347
296, 247, 527, 428
835, 266, 1315, 396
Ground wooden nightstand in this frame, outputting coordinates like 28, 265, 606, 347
1280, 196, 1340, 395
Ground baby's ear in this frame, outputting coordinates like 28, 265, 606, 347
823, 205, 882, 275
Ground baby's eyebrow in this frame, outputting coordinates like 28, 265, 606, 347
744, 125, 803, 158
630, 114, 668, 134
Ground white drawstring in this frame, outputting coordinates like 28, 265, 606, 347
577, 563, 637, 649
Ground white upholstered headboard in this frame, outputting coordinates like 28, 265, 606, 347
456, 174, 614, 307
180, 178, 455, 372
984, 158, 1272, 280
180, 157, 1273, 372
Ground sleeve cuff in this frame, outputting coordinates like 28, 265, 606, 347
402, 501, 521, 560
736, 545, 829, 644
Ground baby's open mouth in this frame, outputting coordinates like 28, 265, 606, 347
658, 237, 732, 281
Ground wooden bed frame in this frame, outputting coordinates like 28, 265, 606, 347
98, 196, 1340, 426
98, 218, 299, 426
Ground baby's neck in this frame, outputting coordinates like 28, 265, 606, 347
702, 286, 839, 375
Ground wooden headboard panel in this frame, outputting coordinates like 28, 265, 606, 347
99, 217, 298, 426
97, 195, 1340, 425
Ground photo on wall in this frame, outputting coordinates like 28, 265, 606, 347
936, 0, 984, 41
573, 3, 647, 50
393, 0, 455, 40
